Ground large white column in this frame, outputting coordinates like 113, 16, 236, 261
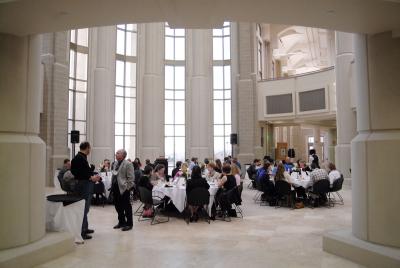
40, 32, 70, 186
324, 32, 400, 267
138, 23, 164, 160
352, 32, 400, 247
236, 22, 258, 163
335, 32, 357, 178
0, 34, 45, 249
88, 26, 116, 165
187, 29, 213, 160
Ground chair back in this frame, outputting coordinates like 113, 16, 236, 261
256, 179, 263, 192
226, 186, 242, 205
312, 179, 330, 194
187, 187, 210, 206
331, 175, 344, 192
138, 186, 153, 205
274, 180, 291, 196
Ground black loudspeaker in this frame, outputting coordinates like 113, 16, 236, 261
71, 130, 80, 144
230, 133, 238, 145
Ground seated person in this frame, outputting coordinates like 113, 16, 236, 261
327, 162, 341, 187
212, 164, 237, 218
310, 163, 329, 184
137, 165, 154, 217
186, 166, 210, 222
100, 159, 111, 172
283, 157, 294, 172
138, 165, 153, 191
174, 162, 189, 180
205, 162, 220, 182
58, 159, 70, 184
171, 161, 182, 179
274, 163, 293, 184
152, 164, 166, 185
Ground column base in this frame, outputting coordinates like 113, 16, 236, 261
323, 229, 400, 268
0, 232, 75, 268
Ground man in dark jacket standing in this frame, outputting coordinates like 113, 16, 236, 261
71, 141, 100, 240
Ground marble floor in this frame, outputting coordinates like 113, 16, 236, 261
38, 181, 363, 268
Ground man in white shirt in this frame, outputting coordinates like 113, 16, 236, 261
327, 162, 341, 187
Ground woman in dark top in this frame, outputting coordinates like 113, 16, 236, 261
186, 166, 210, 221
137, 165, 154, 217
171, 161, 182, 179
138, 165, 153, 191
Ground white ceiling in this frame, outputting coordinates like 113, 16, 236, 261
0, 0, 400, 36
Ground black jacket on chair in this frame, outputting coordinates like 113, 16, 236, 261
186, 177, 210, 195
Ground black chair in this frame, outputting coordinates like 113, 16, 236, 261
47, 194, 83, 206
92, 181, 107, 207
274, 180, 293, 209
226, 186, 243, 219
185, 187, 210, 224
308, 179, 331, 208
132, 186, 144, 216
328, 175, 344, 206
253, 179, 264, 203
137, 187, 169, 225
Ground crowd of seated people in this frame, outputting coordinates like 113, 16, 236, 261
248, 151, 343, 208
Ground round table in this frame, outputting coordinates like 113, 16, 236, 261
152, 179, 219, 215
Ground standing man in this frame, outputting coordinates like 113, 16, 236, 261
71, 142, 100, 240
112, 149, 135, 231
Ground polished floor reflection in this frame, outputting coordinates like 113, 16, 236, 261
37, 182, 363, 268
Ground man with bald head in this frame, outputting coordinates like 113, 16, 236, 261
112, 149, 135, 231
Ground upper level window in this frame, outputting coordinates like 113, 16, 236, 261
68, 28, 89, 158
165, 23, 186, 173
115, 24, 138, 160
213, 22, 232, 160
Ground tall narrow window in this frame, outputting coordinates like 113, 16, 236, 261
115, 24, 138, 160
213, 22, 232, 160
165, 23, 186, 173
68, 28, 89, 158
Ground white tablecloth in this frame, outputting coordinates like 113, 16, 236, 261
99, 172, 113, 198
46, 199, 85, 243
290, 172, 313, 189
152, 180, 219, 215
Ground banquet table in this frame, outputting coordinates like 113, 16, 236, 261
152, 178, 219, 215
45, 197, 85, 243
290, 171, 313, 189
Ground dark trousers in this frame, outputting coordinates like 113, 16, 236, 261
113, 183, 133, 227
75, 180, 94, 235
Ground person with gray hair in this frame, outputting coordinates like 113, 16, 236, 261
112, 149, 135, 231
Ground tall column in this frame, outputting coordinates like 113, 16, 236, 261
88, 26, 116, 165
40, 32, 70, 185
236, 22, 258, 164
324, 32, 400, 267
138, 23, 164, 160
326, 128, 336, 163
335, 32, 357, 178
187, 29, 213, 160
0, 34, 45, 249
352, 32, 400, 248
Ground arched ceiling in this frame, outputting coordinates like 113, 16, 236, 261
0, 0, 400, 36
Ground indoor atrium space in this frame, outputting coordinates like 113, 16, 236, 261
0, 1, 399, 267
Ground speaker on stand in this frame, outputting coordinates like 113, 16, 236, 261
70, 130, 80, 157
230, 133, 238, 157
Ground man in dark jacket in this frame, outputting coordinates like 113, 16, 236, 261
71, 141, 100, 240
